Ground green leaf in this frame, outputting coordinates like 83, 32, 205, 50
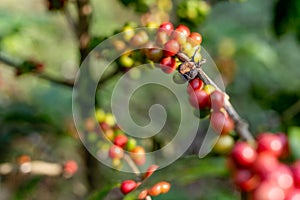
288, 126, 300, 159
88, 185, 120, 200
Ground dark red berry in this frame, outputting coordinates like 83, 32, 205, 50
188, 89, 210, 109
120, 180, 137, 194
233, 169, 260, 192
160, 56, 176, 74
163, 40, 180, 57
292, 161, 300, 188
231, 142, 257, 167
187, 78, 204, 94
114, 134, 128, 148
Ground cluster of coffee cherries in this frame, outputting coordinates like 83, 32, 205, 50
228, 132, 300, 200
120, 165, 171, 199
95, 109, 146, 167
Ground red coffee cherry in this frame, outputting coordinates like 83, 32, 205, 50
210, 90, 225, 111
188, 32, 203, 46
109, 145, 124, 159
253, 180, 285, 200
292, 161, 300, 188
211, 111, 234, 135
64, 160, 78, 176
276, 132, 289, 158
233, 169, 260, 192
158, 181, 171, 194
130, 146, 146, 166
120, 180, 137, 194
188, 89, 211, 109
148, 183, 162, 196
163, 40, 180, 57
267, 164, 294, 191
175, 24, 190, 37
138, 189, 148, 199
231, 142, 257, 167
114, 134, 128, 148
252, 152, 279, 177
144, 165, 159, 179
160, 56, 176, 74
187, 78, 204, 94
159, 22, 174, 35
257, 133, 285, 157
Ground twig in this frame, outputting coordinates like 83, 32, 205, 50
63, 7, 78, 37
177, 52, 255, 143
123, 154, 141, 176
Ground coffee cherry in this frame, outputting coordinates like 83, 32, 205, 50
138, 189, 148, 199
159, 22, 174, 35
233, 169, 260, 192
114, 134, 128, 148
257, 133, 285, 157
156, 30, 169, 46
213, 135, 235, 154
253, 181, 285, 200
292, 161, 300, 188
109, 145, 124, 159
252, 152, 279, 177
126, 138, 137, 151
171, 30, 187, 45
286, 189, 300, 200
130, 146, 146, 166
175, 25, 190, 37
231, 142, 257, 167
146, 48, 163, 62
188, 89, 210, 109
163, 40, 180, 57
131, 31, 149, 47
122, 26, 135, 41
267, 164, 294, 191
119, 55, 134, 68
210, 90, 225, 111
100, 122, 110, 131
211, 111, 234, 135
187, 78, 204, 94
148, 183, 162, 196
276, 132, 289, 158
120, 180, 137, 194
144, 165, 159, 179
160, 56, 176, 74
63, 160, 78, 176
188, 32, 203, 46
159, 181, 171, 194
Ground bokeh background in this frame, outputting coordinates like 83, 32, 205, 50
0, 0, 300, 199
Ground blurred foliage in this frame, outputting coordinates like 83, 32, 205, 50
273, 0, 300, 41
0, 0, 300, 199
